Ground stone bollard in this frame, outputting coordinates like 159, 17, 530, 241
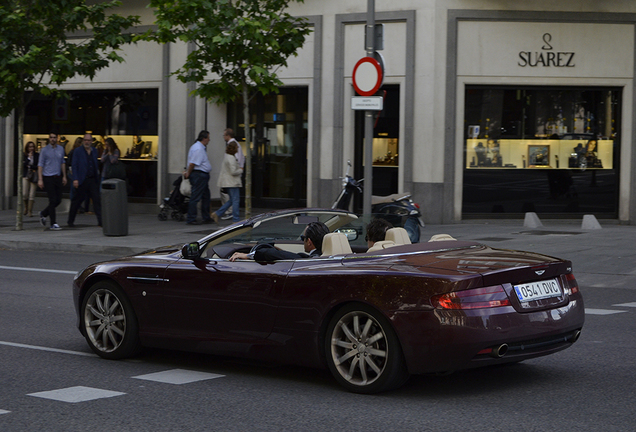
524, 212, 543, 228
582, 214, 602, 230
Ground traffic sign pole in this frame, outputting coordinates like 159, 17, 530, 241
363, 0, 375, 219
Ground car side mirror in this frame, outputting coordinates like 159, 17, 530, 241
181, 242, 200, 260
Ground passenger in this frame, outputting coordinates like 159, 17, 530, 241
365, 218, 393, 251
230, 221, 329, 261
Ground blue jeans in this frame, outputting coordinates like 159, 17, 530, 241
186, 170, 211, 223
214, 187, 240, 221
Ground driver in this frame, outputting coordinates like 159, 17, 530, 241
230, 221, 329, 261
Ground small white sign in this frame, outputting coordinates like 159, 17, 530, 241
351, 96, 383, 111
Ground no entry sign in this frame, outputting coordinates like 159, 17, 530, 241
352, 56, 383, 96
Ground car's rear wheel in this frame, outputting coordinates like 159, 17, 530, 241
325, 303, 410, 393
81, 281, 141, 359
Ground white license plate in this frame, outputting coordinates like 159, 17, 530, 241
514, 278, 562, 302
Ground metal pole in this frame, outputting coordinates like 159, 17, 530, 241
363, 0, 375, 218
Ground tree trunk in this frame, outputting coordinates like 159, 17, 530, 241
242, 84, 251, 219
15, 103, 25, 231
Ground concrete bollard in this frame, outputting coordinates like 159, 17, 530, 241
582, 214, 602, 230
524, 212, 543, 228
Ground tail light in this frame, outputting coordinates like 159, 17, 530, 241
431, 286, 511, 310
563, 273, 580, 295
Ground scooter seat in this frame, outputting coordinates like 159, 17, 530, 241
371, 193, 411, 205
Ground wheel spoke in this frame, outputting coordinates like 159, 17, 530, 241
107, 329, 119, 347
367, 331, 384, 345
333, 339, 353, 350
88, 305, 104, 320
335, 349, 358, 365
358, 356, 368, 384
107, 299, 121, 315
340, 322, 357, 343
366, 347, 386, 357
347, 356, 359, 379
110, 324, 125, 337
361, 317, 373, 339
353, 315, 361, 338
366, 356, 382, 374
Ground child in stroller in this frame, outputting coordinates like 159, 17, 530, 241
158, 176, 190, 221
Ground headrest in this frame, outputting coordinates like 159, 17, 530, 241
321, 232, 353, 257
385, 227, 411, 245
367, 240, 396, 253
428, 234, 457, 242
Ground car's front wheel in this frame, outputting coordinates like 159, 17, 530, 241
325, 304, 410, 393
81, 281, 141, 359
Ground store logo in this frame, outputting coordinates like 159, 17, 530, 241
518, 33, 575, 68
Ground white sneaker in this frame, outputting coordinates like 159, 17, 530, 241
51, 224, 62, 231
221, 214, 233, 220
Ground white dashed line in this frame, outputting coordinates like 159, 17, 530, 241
0, 409, 10, 415
0, 341, 95, 357
585, 308, 628, 315
612, 302, 636, 308
28, 386, 126, 403
0, 265, 77, 275
133, 369, 224, 384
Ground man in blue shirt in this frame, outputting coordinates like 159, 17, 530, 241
67, 134, 102, 227
184, 130, 213, 225
37, 132, 67, 230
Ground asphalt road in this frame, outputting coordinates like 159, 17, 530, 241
1, 249, 635, 431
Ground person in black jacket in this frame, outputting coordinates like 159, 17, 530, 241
230, 221, 329, 261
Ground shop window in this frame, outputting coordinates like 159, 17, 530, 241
463, 86, 619, 217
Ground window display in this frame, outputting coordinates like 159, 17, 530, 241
463, 86, 619, 217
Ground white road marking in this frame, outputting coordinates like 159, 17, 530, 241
585, 308, 628, 315
612, 302, 636, 308
28, 386, 125, 403
0, 409, 10, 415
0, 265, 77, 275
0, 341, 95, 357
133, 369, 224, 384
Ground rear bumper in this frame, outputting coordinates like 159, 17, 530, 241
390, 294, 585, 375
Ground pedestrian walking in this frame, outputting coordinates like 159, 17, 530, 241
220, 128, 245, 220
37, 132, 67, 230
67, 133, 102, 227
211, 141, 243, 223
184, 130, 213, 225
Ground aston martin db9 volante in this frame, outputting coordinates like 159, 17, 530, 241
73, 209, 584, 393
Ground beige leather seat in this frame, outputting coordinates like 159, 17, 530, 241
428, 233, 457, 242
367, 240, 396, 253
385, 227, 411, 245
321, 232, 353, 256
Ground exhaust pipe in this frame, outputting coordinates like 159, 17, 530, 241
570, 330, 581, 343
491, 343, 509, 358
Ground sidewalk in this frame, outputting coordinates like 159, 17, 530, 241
1, 207, 635, 290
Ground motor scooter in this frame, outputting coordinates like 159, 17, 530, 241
332, 161, 424, 243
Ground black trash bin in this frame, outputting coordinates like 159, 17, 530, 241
101, 179, 128, 236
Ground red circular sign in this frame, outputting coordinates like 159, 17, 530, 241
352, 57, 383, 96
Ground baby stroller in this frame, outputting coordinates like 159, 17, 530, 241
158, 176, 190, 221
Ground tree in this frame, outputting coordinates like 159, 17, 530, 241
0, 0, 140, 230
148, 0, 311, 218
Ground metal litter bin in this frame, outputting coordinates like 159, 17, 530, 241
101, 179, 128, 236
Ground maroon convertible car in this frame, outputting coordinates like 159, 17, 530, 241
73, 209, 584, 393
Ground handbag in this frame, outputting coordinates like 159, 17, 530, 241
105, 160, 127, 180
27, 169, 38, 184
180, 175, 192, 197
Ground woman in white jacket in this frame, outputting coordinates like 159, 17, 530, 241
211, 141, 243, 222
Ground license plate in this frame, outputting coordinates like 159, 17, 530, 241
514, 278, 562, 302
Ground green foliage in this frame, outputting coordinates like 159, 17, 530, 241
147, 0, 312, 104
0, 0, 140, 117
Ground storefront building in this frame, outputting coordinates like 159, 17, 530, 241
2, 2, 636, 224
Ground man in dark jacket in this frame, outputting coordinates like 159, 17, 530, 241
230, 221, 329, 261
67, 134, 102, 227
